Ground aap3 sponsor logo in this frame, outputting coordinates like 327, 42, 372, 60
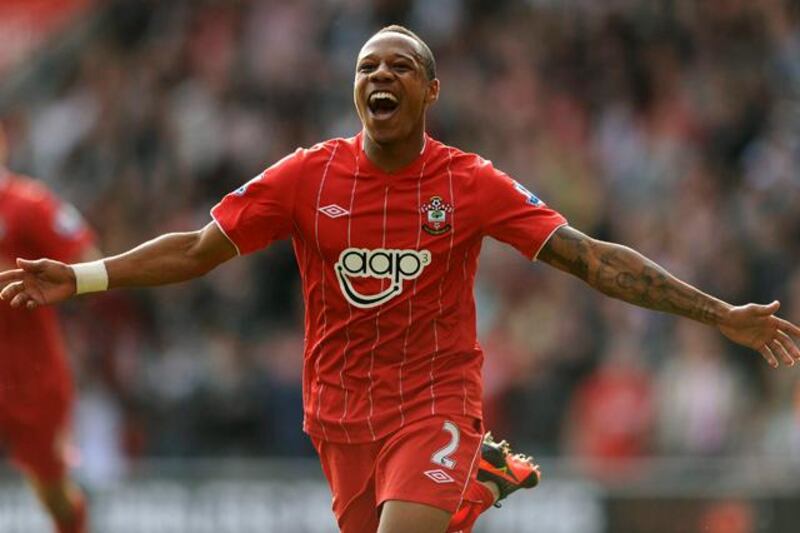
335, 247, 431, 308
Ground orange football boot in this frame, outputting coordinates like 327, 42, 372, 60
477, 432, 541, 505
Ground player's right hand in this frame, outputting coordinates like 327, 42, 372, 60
0, 258, 76, 310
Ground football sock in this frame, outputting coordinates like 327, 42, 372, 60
446, 480, 495, 532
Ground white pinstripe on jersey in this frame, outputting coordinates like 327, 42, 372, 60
430, 148, 457, 415
366, 185, 391, 441
290, 218, 311, 414
337, 152, 360, 443
313, 143, 339, 440
398, 160, 428, 427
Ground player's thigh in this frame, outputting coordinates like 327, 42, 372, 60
375, 415, 483, 515
378, 500, 451, 533
313, 436, 382, 532
337, 491, 380, 533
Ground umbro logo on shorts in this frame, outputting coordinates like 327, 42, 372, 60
424, 469, 455, 484
335, 247, 431, 308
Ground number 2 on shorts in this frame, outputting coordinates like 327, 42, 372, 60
431, 420, 460, 470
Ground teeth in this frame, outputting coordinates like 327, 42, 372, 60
369, 91, 398, 104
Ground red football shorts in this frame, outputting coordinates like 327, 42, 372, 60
0, 392, 72, 483
313, 415, 484, 533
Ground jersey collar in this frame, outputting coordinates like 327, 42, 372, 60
357, 131, 431, 178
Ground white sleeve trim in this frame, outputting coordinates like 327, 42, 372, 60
210, 214, 241, 256
532, 222, 568, 262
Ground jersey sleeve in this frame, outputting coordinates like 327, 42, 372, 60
477, 159, 567, 260
25, 188, 95, 263
210, 148, 303, 255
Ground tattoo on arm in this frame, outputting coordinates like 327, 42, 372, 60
538, 226, 729, 325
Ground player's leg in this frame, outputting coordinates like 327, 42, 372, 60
6, 407, 87, 533
375, 416, 484, 533
335, 490, 380, 533
312, 436, 382, 533
445, 479, 496, 533
446, 432, 541, 532
25, 476, 87, 533
378, 500, 452, 533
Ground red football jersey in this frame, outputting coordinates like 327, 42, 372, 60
212, 132, 567, 443
0, 170, 94, 416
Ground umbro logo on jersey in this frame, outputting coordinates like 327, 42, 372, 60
424, 469, 455, 484
319, 204, 350, 219
335, 247, 431, 308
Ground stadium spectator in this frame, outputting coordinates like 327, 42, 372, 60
654, 322, 749, 456
564, 331, 655, 480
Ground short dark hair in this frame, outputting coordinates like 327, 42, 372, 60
374, 25, 436, 80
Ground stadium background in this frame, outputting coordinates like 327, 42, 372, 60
1, 0, 799, 531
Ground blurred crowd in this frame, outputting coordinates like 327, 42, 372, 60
2, 0, 799, 487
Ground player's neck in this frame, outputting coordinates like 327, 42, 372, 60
362, 130, 426, 174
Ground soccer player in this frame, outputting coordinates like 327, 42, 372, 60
0, 127, 96, 533
2, 25, 799, 533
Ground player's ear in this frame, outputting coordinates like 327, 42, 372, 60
425, 78, 440, 106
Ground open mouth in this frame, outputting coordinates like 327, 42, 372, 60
367, 91, 399, 120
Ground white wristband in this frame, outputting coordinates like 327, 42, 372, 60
71, 260, 109, 295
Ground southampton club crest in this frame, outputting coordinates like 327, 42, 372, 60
420, 195, 453, 236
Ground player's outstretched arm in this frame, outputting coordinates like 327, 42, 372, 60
538, 225, 800, 368
0, 222, 236, 310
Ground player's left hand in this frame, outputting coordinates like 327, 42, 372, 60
718, 301, 800, 368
